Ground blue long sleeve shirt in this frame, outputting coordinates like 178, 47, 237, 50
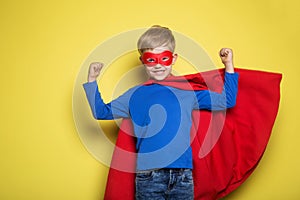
83, 72, 239, 171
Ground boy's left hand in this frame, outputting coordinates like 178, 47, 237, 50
219, 48, 233, 64
219, 48, 234, 73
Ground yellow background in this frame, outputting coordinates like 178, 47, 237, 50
1, 0, 299, 199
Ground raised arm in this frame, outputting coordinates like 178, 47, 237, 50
83, 62, 130, 120
194, 48, 239, 111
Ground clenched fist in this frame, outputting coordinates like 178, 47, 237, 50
219, 48, 234, 73
88, 62, 104, 82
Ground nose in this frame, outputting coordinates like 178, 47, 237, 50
153, 64, 163, 69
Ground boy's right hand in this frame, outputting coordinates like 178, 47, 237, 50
88, 62, 104, 82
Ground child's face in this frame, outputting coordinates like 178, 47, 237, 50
141, 46, 177, 81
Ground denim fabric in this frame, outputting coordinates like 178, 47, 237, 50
135, 168, 194, 200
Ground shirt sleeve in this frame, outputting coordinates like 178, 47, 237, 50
83, 81, 131, 120
194, 72, 239, 110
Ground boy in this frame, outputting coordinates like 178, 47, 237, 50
83, 25, 238, 200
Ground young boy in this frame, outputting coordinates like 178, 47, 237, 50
83, 25, 238, 200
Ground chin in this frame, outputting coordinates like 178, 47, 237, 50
153, 77, 166, 81
151, 74, 169, 81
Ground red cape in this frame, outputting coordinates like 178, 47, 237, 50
104, 68, 282, 200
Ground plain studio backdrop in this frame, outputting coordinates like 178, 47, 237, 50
0, 0, 299, 199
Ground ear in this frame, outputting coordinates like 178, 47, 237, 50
139, 56, 143, 64
172, 53, 178, 65
139, 56, 144, 61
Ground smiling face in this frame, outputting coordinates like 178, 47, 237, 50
141, 46, 177, 81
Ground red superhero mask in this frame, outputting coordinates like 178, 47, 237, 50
141, 51, 174, 67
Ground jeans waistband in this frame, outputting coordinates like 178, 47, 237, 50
136, 168, 191, 173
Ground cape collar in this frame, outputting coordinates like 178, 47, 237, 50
142, 73, 208, 91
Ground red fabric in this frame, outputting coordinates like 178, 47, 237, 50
104, 68, 282, 200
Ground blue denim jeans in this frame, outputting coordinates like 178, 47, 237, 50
135, 168, 194, 200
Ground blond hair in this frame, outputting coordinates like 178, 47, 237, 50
137, 25, 175, 54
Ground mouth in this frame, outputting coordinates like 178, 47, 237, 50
152, 70, 166, 74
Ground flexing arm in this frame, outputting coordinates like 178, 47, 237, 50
83, 62, 130, 120
195, 48, 239, 110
